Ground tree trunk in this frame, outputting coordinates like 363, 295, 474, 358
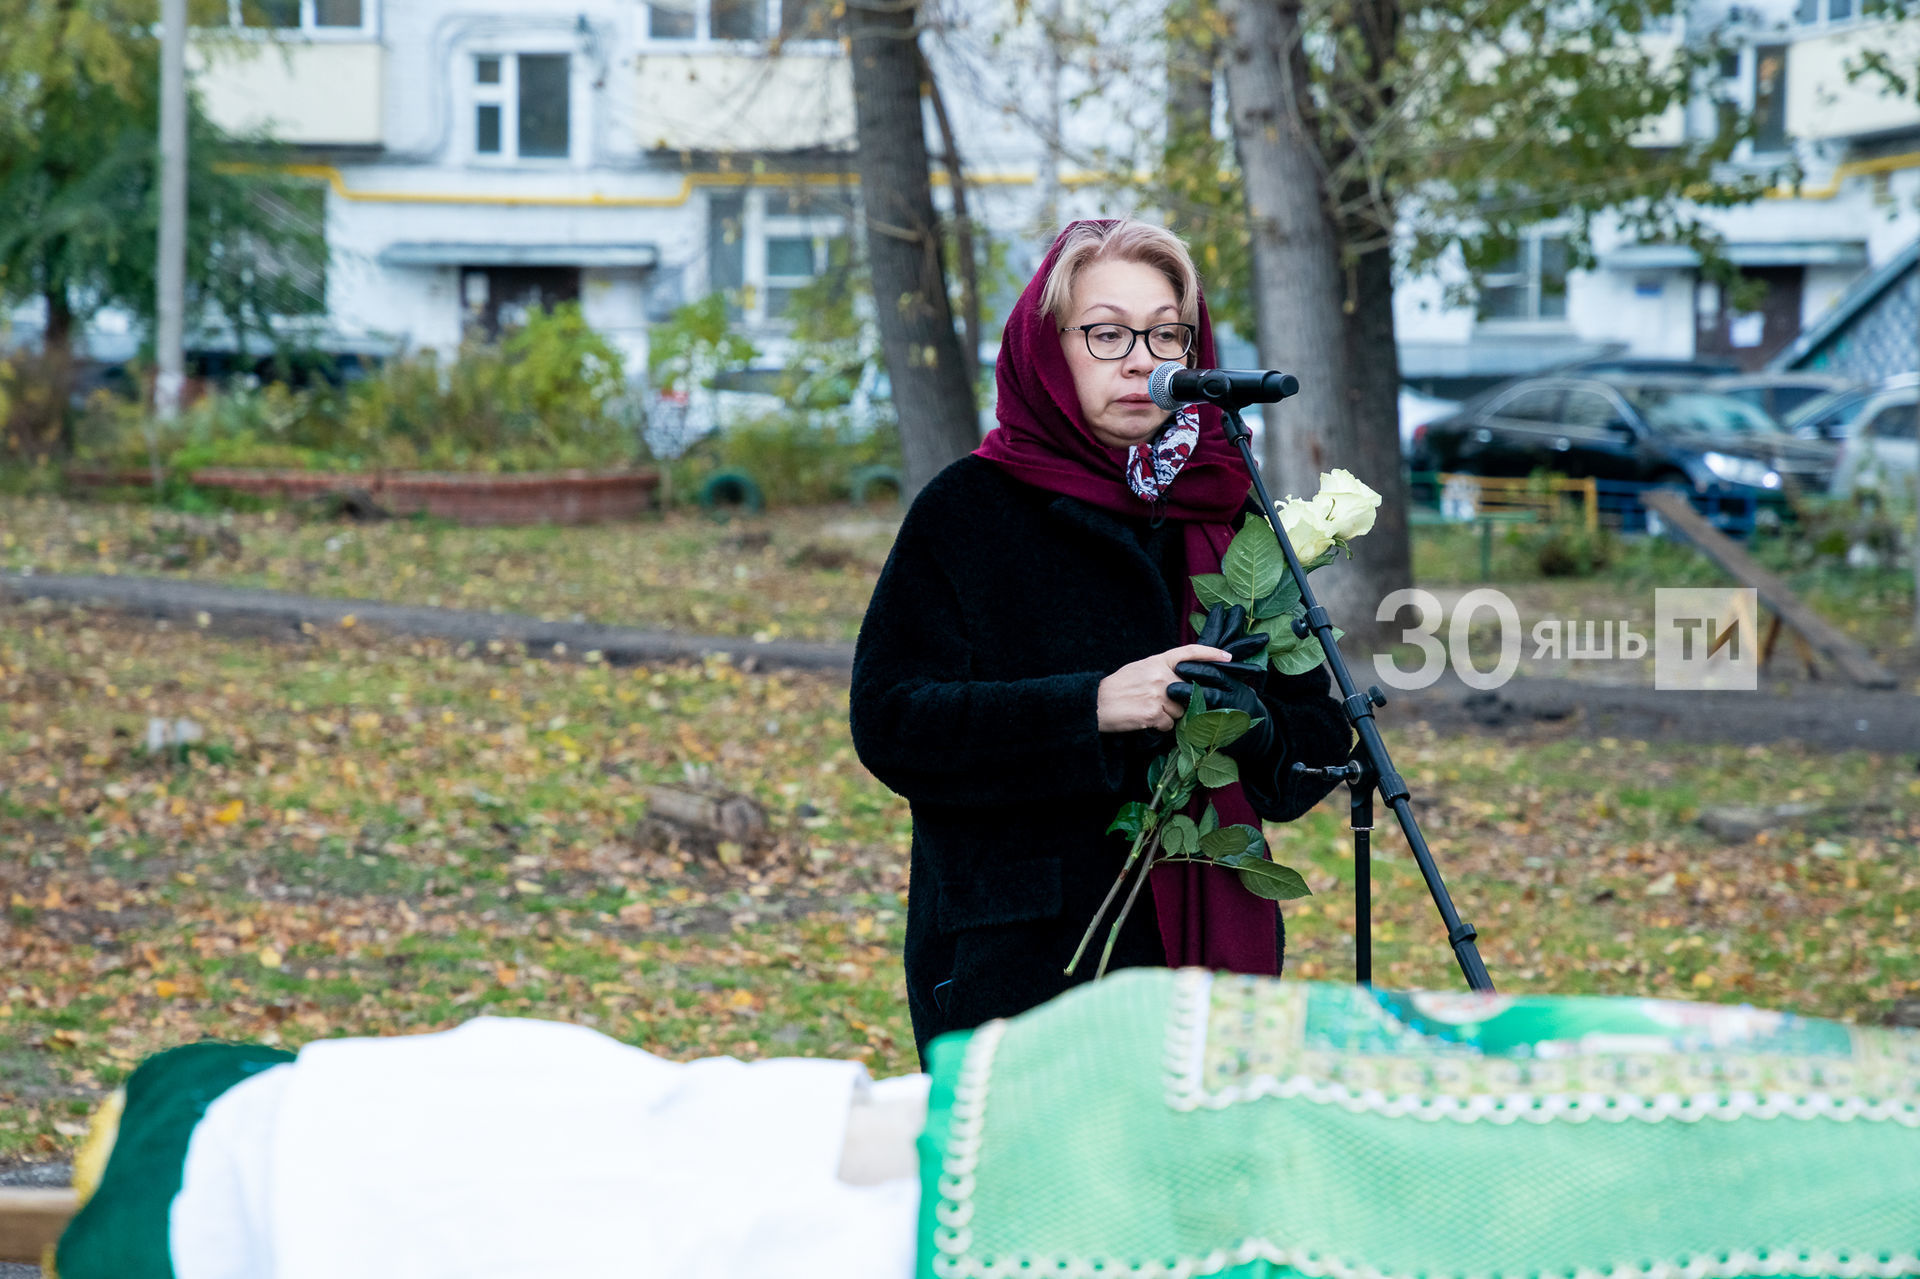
1330, 0, 1413, 652
1165, 0, 1216, 161
1221, 0, 1383, 654
847, 0, 980, 498
1335, 237, 1414, 655
920, 47, 981, 397
42, 280, 76, 460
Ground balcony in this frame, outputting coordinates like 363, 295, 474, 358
188, 36, 384, 147
1785, 15, 1920, 141
632, 52, 853, 153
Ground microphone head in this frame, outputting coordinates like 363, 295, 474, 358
1147, 361, 1185, 411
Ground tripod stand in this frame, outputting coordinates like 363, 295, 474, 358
1218, 400, 1494, 993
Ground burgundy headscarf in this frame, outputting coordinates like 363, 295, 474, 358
974, 220, 1279, 977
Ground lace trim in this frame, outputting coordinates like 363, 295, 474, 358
1162, 974, 1920, 1126
931, 1016, 1007, 1271
933, 1239, 1920, 1279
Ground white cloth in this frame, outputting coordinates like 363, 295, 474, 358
168, 1017, 922, 1279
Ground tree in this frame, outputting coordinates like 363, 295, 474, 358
0, 0, 327, 456
846, 0, 980, 498
1205, 0, 1761, 650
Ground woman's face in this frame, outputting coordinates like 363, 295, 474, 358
1059, 258, 1190, 450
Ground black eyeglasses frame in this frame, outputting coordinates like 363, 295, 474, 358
1058, 322, 1196, 362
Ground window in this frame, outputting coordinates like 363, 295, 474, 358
1795, 0, 1852, 22
709, 193, 748, 320
1563, 389, 1627, 430
1751, 45, 1788, 151
1494, 387, 1563, 422
644, 0, 834, 41
471, 54, 571, 162
1866, 402, 1917, 441
229, 0, 371, 31
759, 189, 850, 322
1477, 235, 1569, 323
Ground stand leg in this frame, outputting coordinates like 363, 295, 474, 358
1351, 770, 1374, 986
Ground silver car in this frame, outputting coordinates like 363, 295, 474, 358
1829, 374, 1919, 497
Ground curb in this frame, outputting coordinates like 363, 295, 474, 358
0, 573, 855, 676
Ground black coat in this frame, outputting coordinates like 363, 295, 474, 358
849, 455, 1353, 1064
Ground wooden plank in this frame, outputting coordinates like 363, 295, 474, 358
0, 1187, 77, 1264
1642, 490, 1899, 689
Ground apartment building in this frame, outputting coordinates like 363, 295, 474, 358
17, 0, 1915, 398
181, 0, 861, 378
1395, 0, 1920, 389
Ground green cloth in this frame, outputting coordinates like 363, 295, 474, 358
57, 1040, 293, 1279
918, 970, 1920, 1279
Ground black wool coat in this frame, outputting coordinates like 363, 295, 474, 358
850, 455, 1353, 1065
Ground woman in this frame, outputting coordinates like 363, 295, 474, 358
850, 219, 1352, 1064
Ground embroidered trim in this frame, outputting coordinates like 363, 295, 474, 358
1161, 975, 1920, 1126
930, 1239, 1920, 1279
932, 1016, 1007, 1271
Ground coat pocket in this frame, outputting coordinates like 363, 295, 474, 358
935, 856, 1063, 933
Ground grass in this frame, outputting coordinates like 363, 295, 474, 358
0, 495, 899, 643
3, 596, 1917, 1166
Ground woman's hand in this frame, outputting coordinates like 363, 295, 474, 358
1097, 644, 1233, 733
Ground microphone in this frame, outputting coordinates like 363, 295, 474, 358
1148, 361, 1300, 410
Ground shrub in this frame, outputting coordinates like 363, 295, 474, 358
72, 304, 645, 475
670, 412, 901, 508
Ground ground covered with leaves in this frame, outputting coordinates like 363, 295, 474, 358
1, 497, 897, 642
2, 600, 1916, 1168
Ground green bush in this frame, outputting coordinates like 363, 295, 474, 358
670, 412, 901, 508
74, 304, 644, 476
1534, 523, 1616, 577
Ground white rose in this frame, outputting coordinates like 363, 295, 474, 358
1312, 468, 1382, 543
1276, 495, 1335, 563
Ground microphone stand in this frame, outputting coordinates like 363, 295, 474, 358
1216, 400, 1494, 993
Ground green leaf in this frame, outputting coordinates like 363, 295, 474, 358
1176, 749, 1199, 779
1161, 815, 1200, 857
1272, 630, 1342, 676
1191, 574, 1236, 608
1221, 520, 1285, 603
1164, 777, 1196, 811
1264, 620, 1307, 657
1250, 573, 1302, 620
1107, 802, 1153, 840
1231, 858, 1314, 902
1198, 803, 1220, 837
1147, 755, 1165, 792
1175, 707, 1251, 754
1196, 752, 1239, 789
1189, 611, 1208, 636
1201, 825, 1262, 861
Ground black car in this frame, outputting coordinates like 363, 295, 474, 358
1411, 375, 1839, 497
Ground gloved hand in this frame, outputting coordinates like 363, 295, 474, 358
1166, 603, 1276, 761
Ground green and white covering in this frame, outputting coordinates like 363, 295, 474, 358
55, 971, 1920, 1278
917, 970, 1920, 1279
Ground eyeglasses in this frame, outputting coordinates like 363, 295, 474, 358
1060, 322, 1196, 362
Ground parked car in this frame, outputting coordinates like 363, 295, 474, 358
1708, 372, 1855, 426
1785, 372, 1916, 442
1563, 355, 1743, 379
1411, 374, 1839, 498
1830, 376, 1918, 497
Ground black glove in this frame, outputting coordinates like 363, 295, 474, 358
1166, 603, 1276, 761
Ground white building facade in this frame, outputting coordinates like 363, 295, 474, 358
95, 0, 1920, 396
